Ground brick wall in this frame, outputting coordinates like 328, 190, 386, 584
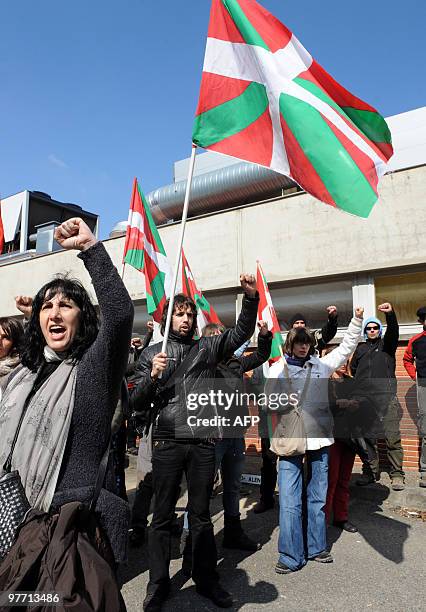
245, 343, 422, 472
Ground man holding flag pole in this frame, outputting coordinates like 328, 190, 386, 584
126, 0, 392, 604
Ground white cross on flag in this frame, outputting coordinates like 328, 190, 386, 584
193, 0, 393, 217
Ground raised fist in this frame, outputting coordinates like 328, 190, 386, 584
378, 302, 393, 313
354, 307, 364, 319
15, 295, 33, 319
54, 218, 98, 251
257, 320, 269, 336
327, 305, 338, 318
240, 273, 257, 297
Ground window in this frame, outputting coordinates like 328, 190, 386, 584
375, 271, 426, 324
270, 279, 354, 331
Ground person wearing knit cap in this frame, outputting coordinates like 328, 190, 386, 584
351, 302, 405, 490
403, 306, 426, 487
290, 306, 339, 354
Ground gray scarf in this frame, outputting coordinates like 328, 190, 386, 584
0, 347, 77, 511
0, 355, 21, 385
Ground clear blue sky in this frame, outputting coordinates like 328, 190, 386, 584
1, 0, 424, 238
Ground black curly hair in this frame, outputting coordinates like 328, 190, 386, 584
21, 275, 99, 371
160, 293, 197, 337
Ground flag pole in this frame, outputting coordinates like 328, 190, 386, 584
160, 144, 198, 354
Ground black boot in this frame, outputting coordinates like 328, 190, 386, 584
143, 583, 170, 612
222, 515, 261, 551
196, 583, 233, 608
129, 527, 146, 547
253, 499, 274, 513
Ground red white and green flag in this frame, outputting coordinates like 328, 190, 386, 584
193, 0, 393, 218
256, 261, 284, 365
181, 249, 222, 334
123, 178, 172, 323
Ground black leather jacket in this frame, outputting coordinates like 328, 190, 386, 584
130, 293, 259, 440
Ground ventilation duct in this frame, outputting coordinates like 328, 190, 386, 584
146, 161, 295, 224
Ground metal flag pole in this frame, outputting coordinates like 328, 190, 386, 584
160, 144, 198, 354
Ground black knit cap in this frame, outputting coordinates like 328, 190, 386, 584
416, 306, 426, 322
289, 312, 307, 327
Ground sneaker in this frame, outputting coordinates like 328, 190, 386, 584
196, 583, 233, 608
275, 560, 293, 574
333, 520, 358, 533
253, 499, 274, 514
223, 530, 261, 552
310, 550, 333, 563
391, 477, 405, 491
419, 476, 426, 488
127, 446, 139, 456
356, 473, 380, 486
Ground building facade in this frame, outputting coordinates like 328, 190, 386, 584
1, 108, 425, 470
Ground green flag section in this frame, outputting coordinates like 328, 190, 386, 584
123, 178, 172, 322
181, 249, 222, 334
256, 261, 284, 365
193, 0, 393, 217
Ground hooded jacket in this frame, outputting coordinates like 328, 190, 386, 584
350, 310, 399, 394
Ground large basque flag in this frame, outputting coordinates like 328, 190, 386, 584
123, 178, 172, 323
193, 0, 393, 217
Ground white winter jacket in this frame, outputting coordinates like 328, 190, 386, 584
267, 316, 363, 450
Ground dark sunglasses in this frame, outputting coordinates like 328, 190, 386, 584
365, 325, 379, 331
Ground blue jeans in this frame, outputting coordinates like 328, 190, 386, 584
278, 447, 329, 570
215, 438, 246, 517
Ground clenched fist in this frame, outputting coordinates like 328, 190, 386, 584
54, 217, 98, 251
378, 302, 393, 313
151, 352, 168, 380
257, 320, 269, 336
327, 305, 338, 318
354, 307, 364, 319
240, 274, 257, 297
15, 295, 33, 318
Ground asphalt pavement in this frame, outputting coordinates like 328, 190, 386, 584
121, 459, 426, 612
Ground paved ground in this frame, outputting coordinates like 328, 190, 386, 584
121, 459, 426, 612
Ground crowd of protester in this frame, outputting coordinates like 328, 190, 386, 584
0, 217, 425, 611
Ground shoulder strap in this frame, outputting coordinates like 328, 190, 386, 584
159, 343, 199, 394
282, 360, 313, 410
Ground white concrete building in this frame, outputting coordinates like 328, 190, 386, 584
1, 108, 425, 341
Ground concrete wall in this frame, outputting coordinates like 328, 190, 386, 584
0, 165, 425, 318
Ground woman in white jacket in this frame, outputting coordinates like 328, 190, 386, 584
267, 308, 364, 574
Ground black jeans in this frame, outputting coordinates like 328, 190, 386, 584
147, 440, 218, 595
259, 437, 277, 505
131, 472, 153, 531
